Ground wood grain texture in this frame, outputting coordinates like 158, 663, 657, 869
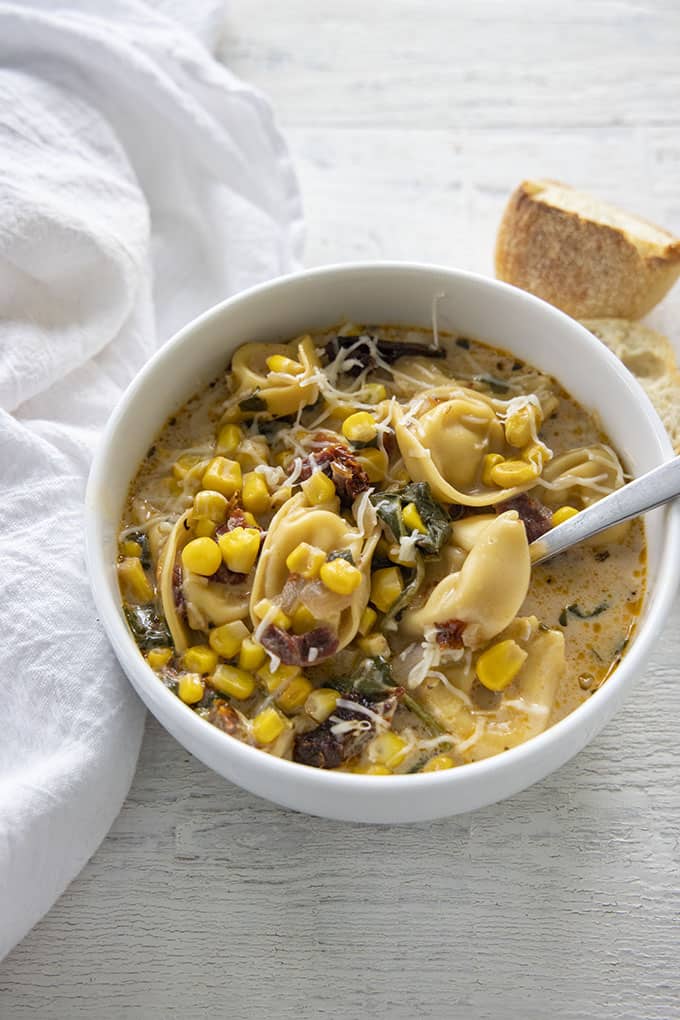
2, 1, 680, 1017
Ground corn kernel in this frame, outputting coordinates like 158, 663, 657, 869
252, 707, 287, 745
482, 453, 505, 487
301, 471, 336, 505
178, 673, 205, 704
370, 566, 403, 613
118, 557, 154, 603
504, 405, 540, 449
329, 402, 357, 422
241, 511, 259, 528
271, 485, 293, 509
358, 447, 388, 482
266, 354, 304, 375
273, 450, 293, 469
304, 687, 339, 723
257, 661, 301, 693
358, 633, 390, 657
358, 606, 377, 636
238, 637, 267, 672
202, 456, 242, 497
342, 411, 378, 444
193, 518, 216, 538
369, 731, 408, 768
241, 472, 271, 514
489, 458, 539, 488
183, 644, 218, 674
216, 423, 243, 456
422, 753, 455, 773
551, 505, 579, 527
208, 619, 250, 659
320, 558, 362, 595
291, 604, 317, 634
193, 489, 228, 523
217, 527, 261, 574
277, 675, 314, 713
476, 639, 528, 692
181, 536, 222, 576
147, 647, 173, 670
210, 663, 256, 700
402, 501, 427, 534
121, 539, 143, 558
363, 382, 387, 403
253, 599, 291, 630
285, 541, 326, 579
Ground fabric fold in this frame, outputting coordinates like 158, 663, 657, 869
0, 0, 302, 960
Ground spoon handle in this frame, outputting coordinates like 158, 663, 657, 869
530, 455, 680, 565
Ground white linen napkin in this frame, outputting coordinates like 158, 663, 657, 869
0, 0, 303, 959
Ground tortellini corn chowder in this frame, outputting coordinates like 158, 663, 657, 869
118, 325, 645, 774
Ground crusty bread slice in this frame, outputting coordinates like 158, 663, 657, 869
495, 180, 680, 319
581, 318, 680, 451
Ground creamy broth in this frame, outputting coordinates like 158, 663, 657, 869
118, 325, 644, 774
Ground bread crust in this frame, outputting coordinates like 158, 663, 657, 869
495, 180, 680, 319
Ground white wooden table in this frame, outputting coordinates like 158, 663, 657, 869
2, 3, 680, 1016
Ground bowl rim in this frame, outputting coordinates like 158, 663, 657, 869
86, 260, 680, 798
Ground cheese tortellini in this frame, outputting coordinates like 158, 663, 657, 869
537, 443, 630, 544
230, 333, 320, 417
158, 512, 250, 653
394, 386, 543, 506
250, 491, 379, 661
537, 444, 624, 508
402, 511, 531, 647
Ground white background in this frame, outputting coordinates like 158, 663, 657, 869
1, 2, 679, 1017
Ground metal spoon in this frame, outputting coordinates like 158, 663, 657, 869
530, 455, 680, 565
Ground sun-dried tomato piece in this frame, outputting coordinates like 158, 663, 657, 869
294, 691, 399, 769
207, 701, 243, 737
295, 442, 370, 503
497, 493, 552, 543
260, 624, 339, 666
435, 619, 466, 648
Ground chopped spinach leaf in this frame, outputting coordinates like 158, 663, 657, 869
401, 693, 445, 736
559, 601, 610, 627
382, 556, 425, 629
370, 481, 451, 558
402, 482, 451, 556
124, 530, 151, 568
329, 656, 395, 698
326, 549, 355, 565
370, 490, 403, 543
239, 391, 267, 414
258, 414, 295, 440
124, 604, 172, 650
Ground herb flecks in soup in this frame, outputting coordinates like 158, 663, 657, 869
118, 326, 645, 774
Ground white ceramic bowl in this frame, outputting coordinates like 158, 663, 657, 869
86, 263, 680, 823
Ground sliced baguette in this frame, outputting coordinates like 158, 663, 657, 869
581, 318, 680, 451
495, 179, 680, 319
